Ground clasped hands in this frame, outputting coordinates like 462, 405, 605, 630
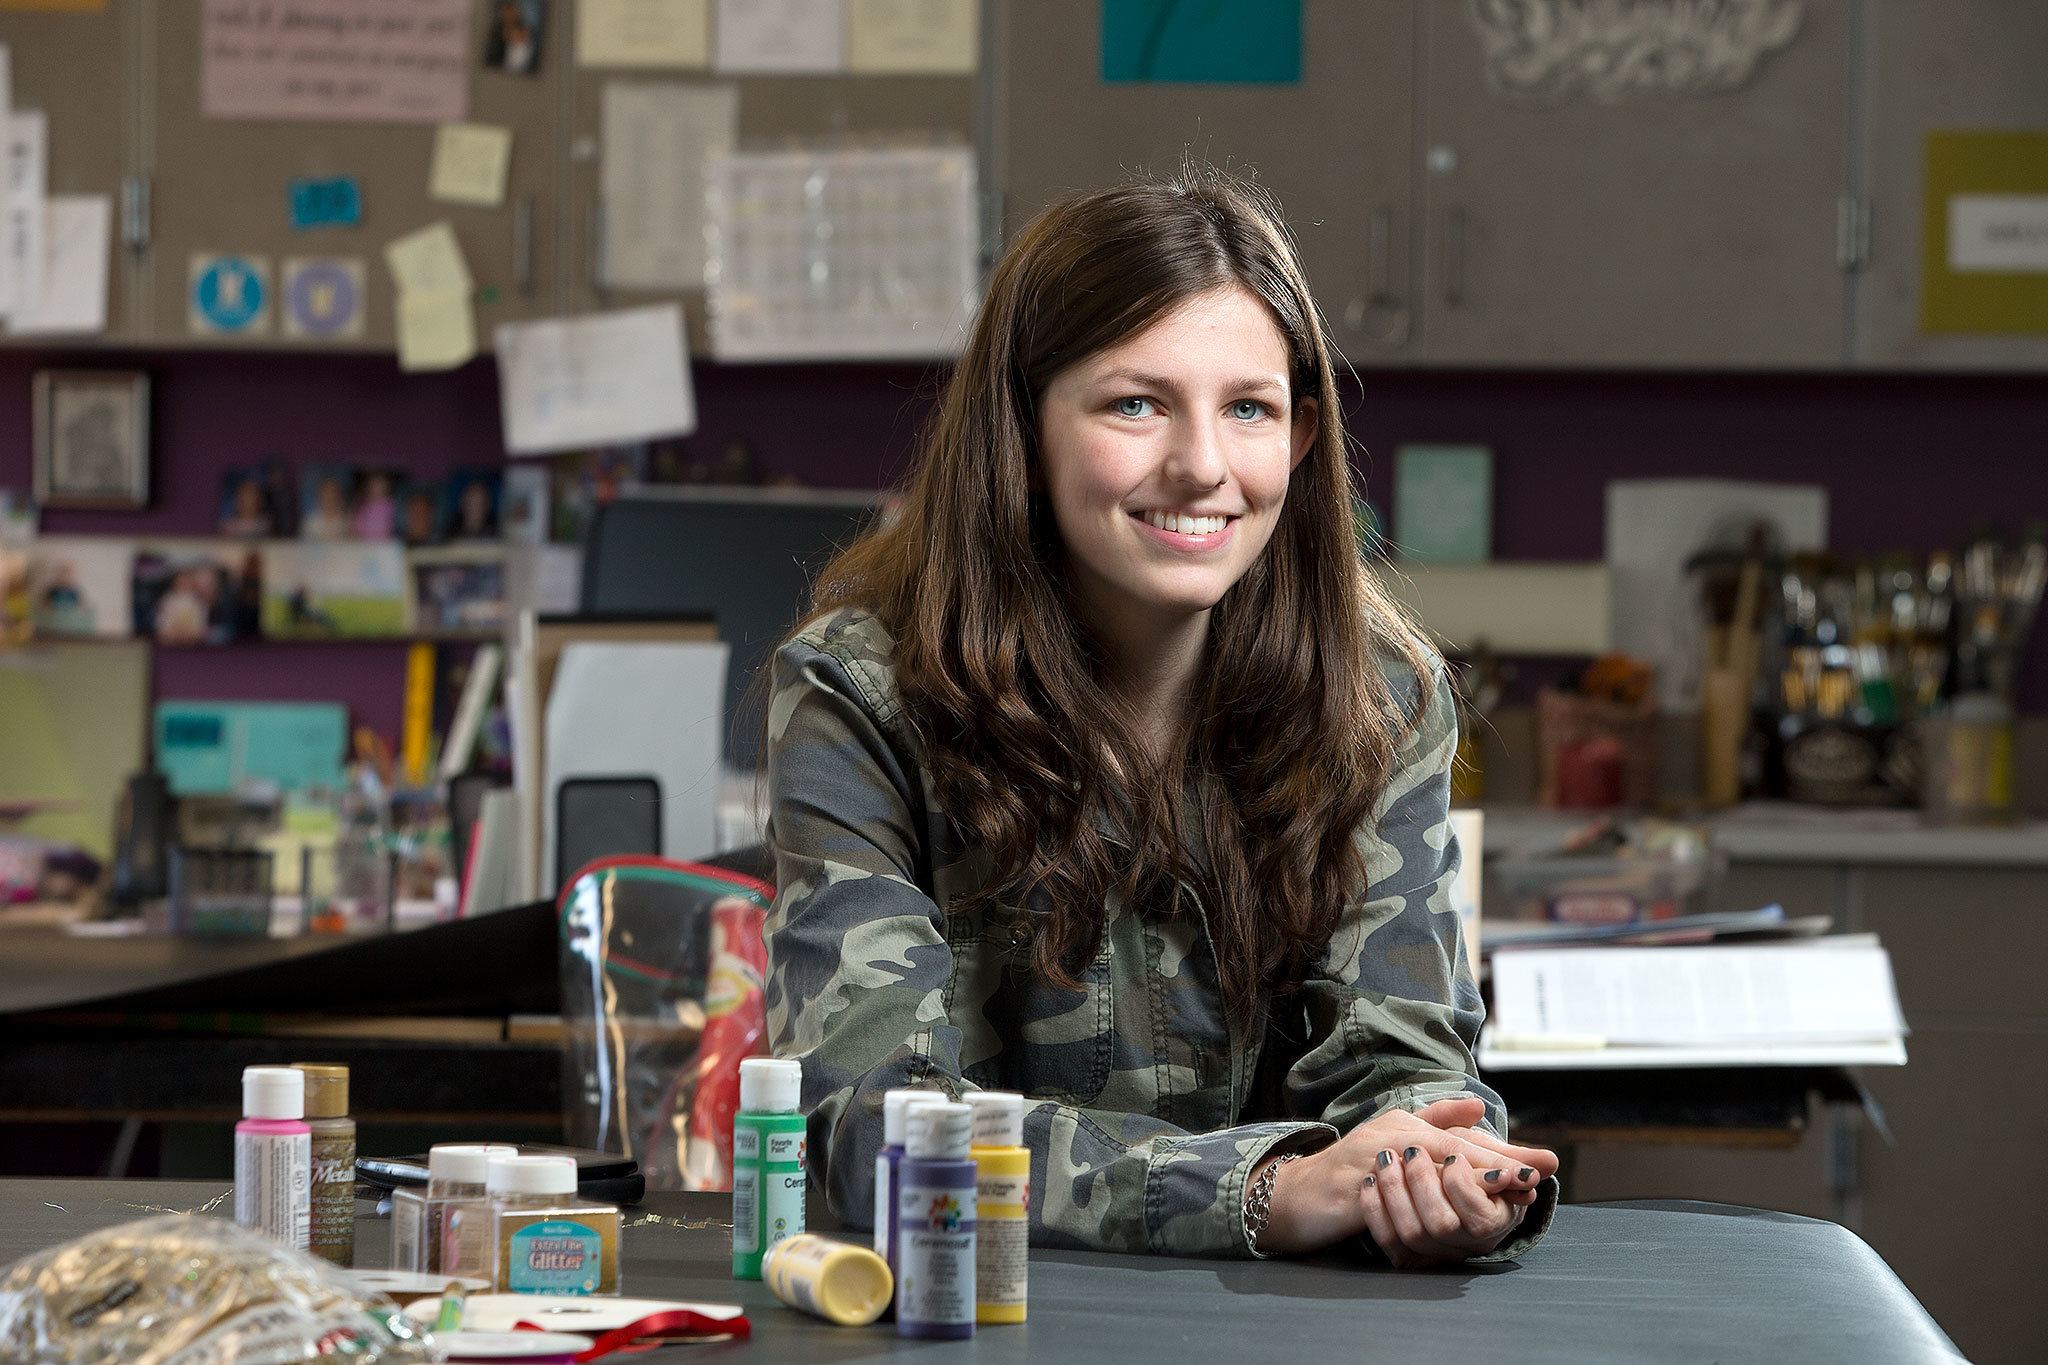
1254, 1097, 1559, 1268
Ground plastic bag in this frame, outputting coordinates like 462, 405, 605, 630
558, 856, 773, 1192
0, 1214, 432, 1364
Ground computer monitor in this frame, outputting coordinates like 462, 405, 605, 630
579, 488, 883, 769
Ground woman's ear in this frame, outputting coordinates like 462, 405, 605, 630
1289, 397, 1319, 472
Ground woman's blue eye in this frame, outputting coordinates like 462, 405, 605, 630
1113, 396, 1155, 418
1230, 400, 1268, 421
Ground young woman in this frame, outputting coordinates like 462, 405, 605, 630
763, 167, 1560, 1266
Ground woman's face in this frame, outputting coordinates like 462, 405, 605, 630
1035, 283, 1316, 625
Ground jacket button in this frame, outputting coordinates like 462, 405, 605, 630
1010, 921, 1032, 945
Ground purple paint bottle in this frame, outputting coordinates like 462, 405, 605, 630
874, 1089, 945, 1299
895, 1101, 976, 1340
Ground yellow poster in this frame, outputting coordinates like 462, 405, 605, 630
577, 0, 710, 69
1922, 131, 2048, 335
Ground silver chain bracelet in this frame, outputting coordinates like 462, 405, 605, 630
1243, 1152, 1302, 1258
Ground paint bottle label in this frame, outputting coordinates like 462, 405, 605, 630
234, 1129, 310, 1250
873, 1151, 893, 1258
898, 1178, 975, 1328
976, 1170, 1029, 1310
507, 1219, 602, 1295
732, 1165, 760, 1256
762, 1129, 807, 1254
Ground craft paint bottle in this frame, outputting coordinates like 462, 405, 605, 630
763, 1233, 894, 1326
234, 1066, 311, 1252
404, 1142, 517, 1275
965, 1090, 1029, 1324
731, 1057, 806, 1280
291, 1063, 356, 1266
896, 1101, 976, 1340
485, 1154, 622, 1295
875, 1089, 946, 1286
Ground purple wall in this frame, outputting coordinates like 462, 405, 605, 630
3, 347, 2044, 741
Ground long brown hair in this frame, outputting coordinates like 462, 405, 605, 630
803, 164, 1431, 1026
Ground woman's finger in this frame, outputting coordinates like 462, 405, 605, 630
1438, 1155, 1514, 1244
1356, 1165, 1406, 1269
1405, 1151, 1469, 1248
1372, 1149, 1441, 1264
1438, 1125, 1561, 1178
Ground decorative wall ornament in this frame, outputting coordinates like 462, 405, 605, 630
1467, 0, 1804, 103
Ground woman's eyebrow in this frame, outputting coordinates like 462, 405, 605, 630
1092, 367, 1288, 398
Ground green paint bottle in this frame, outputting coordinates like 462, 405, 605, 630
732, 1057, 806, 1280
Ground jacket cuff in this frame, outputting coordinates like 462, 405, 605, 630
1143, 1121, 1335, 1258
1466, 1173, 1561, 1263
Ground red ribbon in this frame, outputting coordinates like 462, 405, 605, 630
511, 1310, 753, 1360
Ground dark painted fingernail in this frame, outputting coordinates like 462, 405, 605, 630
1377, 1150, 1393, 1170
1441, 1155, 1457, 1167
1518, 1167, 1535, 1181
1484, 1169, 1503, 1183
1403, 1147, 1420, 1161
1362, 1174, 1376, 1188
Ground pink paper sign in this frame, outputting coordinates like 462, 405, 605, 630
202, 0, 471, 124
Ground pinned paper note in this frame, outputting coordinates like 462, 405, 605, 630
189, 253, 272, 335
202, 0, 470, 123
714, 0, 843, 73
600, 81, 736, 290
385, 221, 472, 295
495, 305, 696, 454
847, 0, 977, 73
577, 0, 709, 68
397, 289, 477, 371
3, 110, 47, 317
5, 195, 110, 336
289, 176, 361, 229
283, 257, 365, 340
430, 123, 513, 207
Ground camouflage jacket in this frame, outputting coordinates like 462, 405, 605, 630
763, 606, 1557, 1260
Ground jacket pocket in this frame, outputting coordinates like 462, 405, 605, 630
947, 902, 1115, 1105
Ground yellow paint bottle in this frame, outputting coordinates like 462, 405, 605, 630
964, 1091, 1029, 1325
762, 1234, 894, 1327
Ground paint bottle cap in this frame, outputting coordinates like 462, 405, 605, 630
739, 1057, 803, 1113
965, 1091, 1025, 1147
905, 1102, 973, 1160
882, 1088, 948, 1146
428, 1143, 518, 1186
487, 1154, 578, 1197
291, 1063, 349, 1118
241, 1066, 304, 1121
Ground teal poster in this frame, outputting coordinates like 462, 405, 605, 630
1102, 0, 1301, 83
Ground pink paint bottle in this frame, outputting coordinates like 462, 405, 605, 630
234, 1065, 311, 1252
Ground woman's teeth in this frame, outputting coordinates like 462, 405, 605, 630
1140, 511, 1229, 535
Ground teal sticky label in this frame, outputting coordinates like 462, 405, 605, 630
506, 1220, 601, 1295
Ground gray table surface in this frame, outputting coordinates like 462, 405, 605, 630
0, 1180, 1961, 1364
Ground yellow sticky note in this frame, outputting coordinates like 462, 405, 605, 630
397, 290, 477, 371
385, 222, 473, 296
847, 0, 978, 74
430, 124, 513, 207
578, 0, 710, 68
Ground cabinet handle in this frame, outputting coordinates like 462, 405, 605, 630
1443, 206, 1467, 308
1368, 203, 1395, 306
588, 200, 608, 299
514, 196, 536, 298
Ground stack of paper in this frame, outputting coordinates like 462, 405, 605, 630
1481, 936, 1908, 1069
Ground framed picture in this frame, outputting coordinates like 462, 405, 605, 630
32, 370, 151, 510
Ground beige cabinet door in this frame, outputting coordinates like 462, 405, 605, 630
1416, 1, 1851, 368
137, 0, 564, 351
1001, 0, 1420, 364
557, 65, 976, 353
0, 1, 143, 342
1856, 0, 2048, 371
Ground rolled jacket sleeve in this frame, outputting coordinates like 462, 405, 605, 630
1281, 656, 1557, 1262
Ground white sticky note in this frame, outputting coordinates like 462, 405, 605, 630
3, 109, 47, 316
397, 290, 477, 371
600, 81, 737, 290
385, 221, 473, 295
6, 195, 111, 336
847, 0, 977, 73
495, 305, 697, 454
714, 0, 844, 73
1948, 194, 2048, 273
430, 123, 513, 207
577, 0, 710, 68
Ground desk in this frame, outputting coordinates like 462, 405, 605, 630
0, 1180, 1958, 1364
